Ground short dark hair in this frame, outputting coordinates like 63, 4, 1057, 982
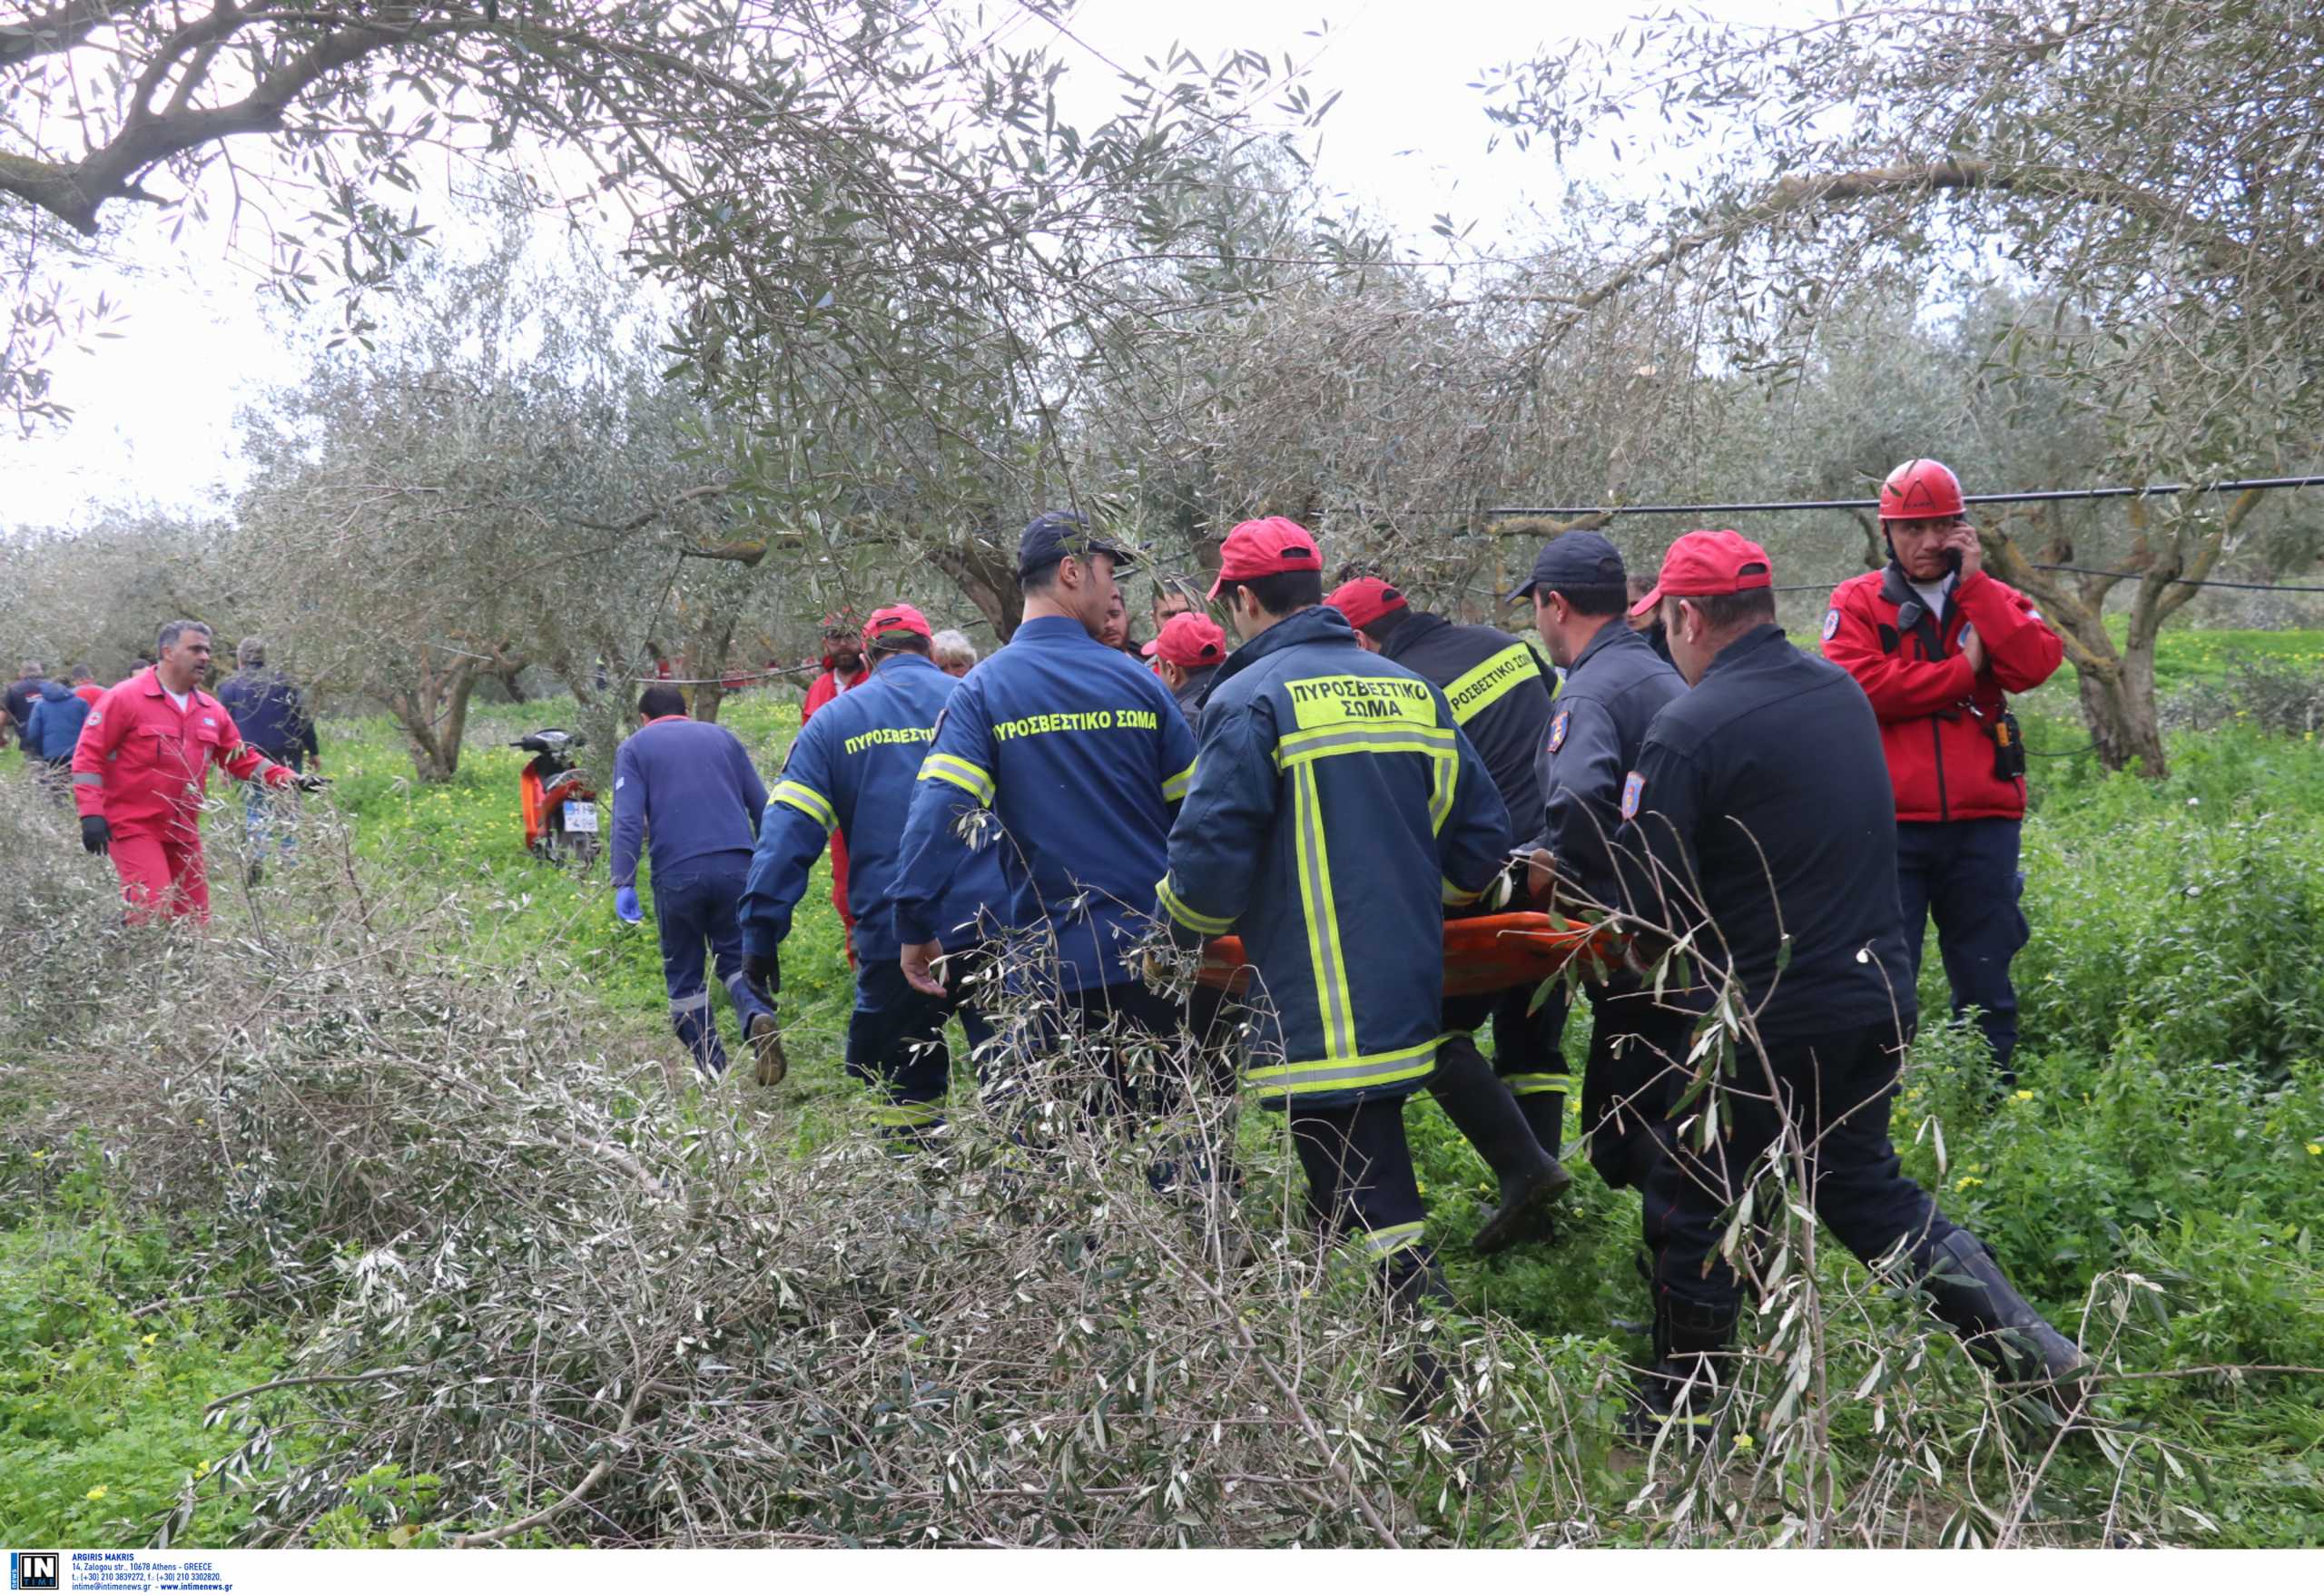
1545, 583, 1629, 619
870, 631, 931, 659
1669, 588, 1777, 631
1233, 570, 1324, 617
1357, 607, 1411, 646
637, 684, 687, 720
1019, 561, 1062, 597
156, 619, 211, 652
70, 664, 94, 681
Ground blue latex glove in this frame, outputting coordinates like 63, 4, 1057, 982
614, 886, 644, 924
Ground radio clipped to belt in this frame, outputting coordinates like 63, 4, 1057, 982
1989, 709, 2028, 781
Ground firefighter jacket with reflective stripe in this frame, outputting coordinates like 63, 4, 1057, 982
1381, 610, 1557, 844
72, 673, 290, 834
742, 654, 1007, 964
609, 715, 767, 891
1824, 565, 2063, 822
1538, 621, 1686, 911
1158, 605, 1512, 1109
892, 616, 1199, 991
1617, 625, 1915, 1039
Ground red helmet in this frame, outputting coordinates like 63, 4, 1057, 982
1879, 458, 1965, 521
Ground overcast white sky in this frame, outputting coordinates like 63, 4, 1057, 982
0, 0, 1801, 528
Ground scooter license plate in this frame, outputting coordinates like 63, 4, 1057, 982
562, 801, 599, 833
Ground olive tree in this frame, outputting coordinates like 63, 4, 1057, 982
1486, 0, 2324, 773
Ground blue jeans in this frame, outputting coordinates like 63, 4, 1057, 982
1896, 818, 2029, 1073
244, 783, 295, 864
652, 853, 773, 1080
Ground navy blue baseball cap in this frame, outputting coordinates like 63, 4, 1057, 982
1506, 530, 1627, 603
1018, 510, 1138, 580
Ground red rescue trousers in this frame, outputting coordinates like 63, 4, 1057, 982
111, 823, 210, 923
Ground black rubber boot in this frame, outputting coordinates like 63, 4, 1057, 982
1384, 1254, 1472, 1438
1625, 1295, 1738, 1451
1431, 1034, 1571, 1255
1916, 1233, 2089, 1418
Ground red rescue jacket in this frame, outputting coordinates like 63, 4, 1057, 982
72, 673, 290, 834
1823, 565, 2063, 822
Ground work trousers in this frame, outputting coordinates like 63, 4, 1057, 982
1288, 1094, 1433, 1279
243, 783, 298, 867
652, 853, 773, 1081
1896, 818, 2029, 1073
847, 957, 994, 1133
1642, 1019, 1963, 1324
1443, 979, 1571, 1157
111, 823, 208, 923
1579, 973, 1700, 1191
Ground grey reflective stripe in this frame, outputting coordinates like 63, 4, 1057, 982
1292, 763, 1354, 1061
669, 989, 712, 1016
1256, 1052, 1433, 1092
72, 773, 103, 786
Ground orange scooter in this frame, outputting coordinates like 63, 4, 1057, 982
515, 729, 600, 862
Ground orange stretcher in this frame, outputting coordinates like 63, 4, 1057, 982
1196, 911, 1621, 999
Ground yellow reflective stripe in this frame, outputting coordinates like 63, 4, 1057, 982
1442, 876, 1482, 907
1352, 1221, 1426, 1263
920, 753, 995, 805
1429, 744, 1457, 835
770, 780, 836, 831
1291, 763, 1357, 1062
1274, 723, 1456, 770
1443, 643, 1540, 724
1162, 759, 1196, 802
1246, 1035, 1444, 1098
871, 1100, 944, 1127
1157, 875, 1234, 935
1506, 1072, 1573, 1097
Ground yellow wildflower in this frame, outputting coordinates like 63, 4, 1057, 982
141, 1333, 158, 1346
1732, 1433, 1755, 1452
1955, 1176, 1984, 1191
86, 1485, 108, 1501
2013, 1089, 2035, 1101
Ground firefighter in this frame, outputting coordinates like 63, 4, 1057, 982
72, 620, 323, 923
1327, 575, 1571, 1252
609, 683, 782, 1085
804, 611, 872, 964
1824, 459, 2064, 1080
1618, 529, 2084, 1442
1506, 533, 1689, 1193
891, 512, 1199, 1098
740, 605, 1002, 1137
1158, 519, 1511, 1410
1140, 609, 1227, 722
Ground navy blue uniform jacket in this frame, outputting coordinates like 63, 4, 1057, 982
892, 615, 1199, 991
740, 652, 1006, 965
1538, 621, 1686, 911
1616, 625, 1915, 1039
1158, 605, 1511, 1108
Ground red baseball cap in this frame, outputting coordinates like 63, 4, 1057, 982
862, 603, 932, 642
1629, 529, 1775, 617
1208, 517, 1323, 598
1324, 576, 1408, 630
1139, 610, 1226, 668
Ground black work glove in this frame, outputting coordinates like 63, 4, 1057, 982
743, 950, 780, 999
81, 815, 111, 855
292, 771, 330, 793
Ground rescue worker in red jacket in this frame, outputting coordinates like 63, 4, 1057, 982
73, 619, 323, 922
1823, 459, 2064, 1078
803, 612, 871, 962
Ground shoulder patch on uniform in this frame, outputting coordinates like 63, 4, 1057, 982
1821, 608, 1840, 641
1546, 708, 1570, 753
86, 711, 102, 726
1620, 770, 1645, 821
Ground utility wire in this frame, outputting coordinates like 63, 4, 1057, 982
1489, 474, 2324, 519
